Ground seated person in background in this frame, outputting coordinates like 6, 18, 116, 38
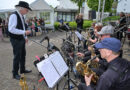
97, 24, 114, 40
78, 38, 130, 90
89, 22, 103, 43
95, 22, 103, 32
89, 22, 96, 37
58, 21, 70, 31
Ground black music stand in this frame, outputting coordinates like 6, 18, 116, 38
63, 54, 78, 90
31, 37, 61, 90
37, 51, 69, 89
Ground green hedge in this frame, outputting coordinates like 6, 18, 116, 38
103, 16, 120, 22
54, 20, 93, 30
69, 21, 77, 30
83, 20, 93, 29
54, 22, 60, 30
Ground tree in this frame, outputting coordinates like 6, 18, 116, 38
111, 0, 118, 15
71, 0, 85, 12
87, 0, 114, 12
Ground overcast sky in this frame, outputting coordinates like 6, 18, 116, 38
0, 0, 59, 9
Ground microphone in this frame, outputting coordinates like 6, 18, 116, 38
40, 36, 49, 43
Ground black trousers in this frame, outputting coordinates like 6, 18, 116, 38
117, 31, 123, 41
10, 38, 26, 75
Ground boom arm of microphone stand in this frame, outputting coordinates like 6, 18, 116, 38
29, 39, 47, 49
62, 39, 80, 49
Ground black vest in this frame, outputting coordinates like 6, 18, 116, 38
9, 11, 25, 40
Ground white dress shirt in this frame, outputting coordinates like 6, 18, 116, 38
8, 10, 26, 36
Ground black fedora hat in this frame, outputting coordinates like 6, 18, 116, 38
15, 1, 32, 11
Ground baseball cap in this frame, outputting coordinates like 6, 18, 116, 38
95, 38, 121, 52
97, 25, 114, 35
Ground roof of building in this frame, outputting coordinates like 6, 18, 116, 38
55, 0, 78, 11
0, 9, 15, 13
117, 0, 130, 13
30, 0, 53, 11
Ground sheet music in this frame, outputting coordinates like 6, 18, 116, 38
75, 31, 84, 40
37, 58, 60, 88
49, 51, 69, 76
36, 51, 68, 88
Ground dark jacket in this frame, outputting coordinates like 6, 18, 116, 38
79, 57, 130, 90
119, 16, 127, 32
76, 18, 83, 29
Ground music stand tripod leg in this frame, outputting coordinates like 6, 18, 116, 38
121, 33, 127, 48
63, 59, 77, 90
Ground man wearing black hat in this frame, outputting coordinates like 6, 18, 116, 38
8, 1, 32, 80
78, 38, 130, 90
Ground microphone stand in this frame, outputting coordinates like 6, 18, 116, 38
62, 39, 79, 90
30, 39, 47, 48
63, 53, 78, 90
114, 25, 127, 34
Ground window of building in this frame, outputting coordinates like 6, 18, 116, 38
71, 13, 76, 21
0, 13, 5, 19
40, 12, 50, 23
57, 12, 62, 21
62, 12, 66, 21
66, 13, 71, 22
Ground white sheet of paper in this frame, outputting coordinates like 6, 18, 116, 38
37, 58, 60, 88
36, 51, 68, 88
75, 31, 83, 40
49, 51, 69, 76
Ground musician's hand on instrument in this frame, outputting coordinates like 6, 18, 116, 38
76, 52, 84, 57
89, 38, 92, 41
94, 57, 99, 62
68, 52, 74, 57
85, 74, 93, 86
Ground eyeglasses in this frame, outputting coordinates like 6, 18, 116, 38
100, 34, 108, 37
